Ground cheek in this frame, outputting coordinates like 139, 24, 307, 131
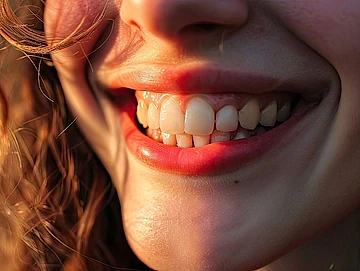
43, 0, 124, 178
44, 0, 100, 38
44, 0, 106, 67
282, 1, 360, 208
44, 0, 120, 54
267, 0, 360, 72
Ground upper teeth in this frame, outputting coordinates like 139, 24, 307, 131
160, 97, 185, 134
216, 105, 238, 132
276, 101, 291, 122
136, 94, 293, 148
185, 98, 215, 136
260, 100, 277, 127
239, 99, 260, 130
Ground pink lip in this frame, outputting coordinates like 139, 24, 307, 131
118, 93, 313, 175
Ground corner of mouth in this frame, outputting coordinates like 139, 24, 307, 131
99, 65, 329, 174
113, 85, 320, 175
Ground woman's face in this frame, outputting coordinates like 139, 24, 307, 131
44, 0, 360, 269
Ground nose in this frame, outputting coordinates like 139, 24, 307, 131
120, 0, 249, 42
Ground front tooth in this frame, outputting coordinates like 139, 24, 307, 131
276, 101, 291, 122
232, 127, 250, 140
176, 134, 193, 148
137, 99, 148, 128
162, 132, 176, 146
185, 98, 214, 136
160, 97, 184, 134
147, 103, 160, 129
239, 100, 260, 130
260, 101, 277, 127
211, 130, 230, 143
193, 135, 210, 147
216, 105, 238, 132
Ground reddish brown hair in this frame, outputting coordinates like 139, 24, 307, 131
0, 0, 143, 270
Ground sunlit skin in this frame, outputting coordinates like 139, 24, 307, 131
44, 0, 360, 270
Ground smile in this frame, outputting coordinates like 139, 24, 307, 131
136, 91, 298, 147
105, 65, 328, 175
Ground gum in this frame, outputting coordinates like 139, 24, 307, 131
135, 90, 299, 113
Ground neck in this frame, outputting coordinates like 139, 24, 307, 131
259, 209, 360, 271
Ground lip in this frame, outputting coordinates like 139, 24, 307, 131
99, 64, 327, 175
104, 64, 326, 102
118, 92, 314, 175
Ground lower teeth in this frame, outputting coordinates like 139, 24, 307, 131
135, 95, 300, 148
142, 123, 279, 148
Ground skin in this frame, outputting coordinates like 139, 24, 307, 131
44, 0, 360, 270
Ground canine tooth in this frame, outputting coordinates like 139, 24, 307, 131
232, 128, 250, 140
162, 132, 176, 146
216, 105, 238, 132
185, 98, 214, 136
193, 135, 210, 147
176, 134, 193, 148
277, 101, 291, 122
137, 99, 148, 128
260, 101, 277, 127
239, 100, 260, 130
147, 103, 160, 129
211, 130, 230, 143
160, 98, 184, 134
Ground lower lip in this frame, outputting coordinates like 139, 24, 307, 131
119, 95, 313, 175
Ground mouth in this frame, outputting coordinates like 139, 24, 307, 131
105, 65, 327, 175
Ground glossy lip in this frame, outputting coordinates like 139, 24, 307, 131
101, 65, 327, 175
118, 93, 315, 175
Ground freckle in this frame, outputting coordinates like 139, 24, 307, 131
234, 181, 239, 184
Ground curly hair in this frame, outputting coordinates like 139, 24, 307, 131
0, 0, 145, 270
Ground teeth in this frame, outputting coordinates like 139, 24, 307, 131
176, 134, 193, 148
193, 135, 210, 147
232, 127, 250, 140
160, 97, 185, 134
147, 103, 160, 129
185, 98, 214, 136
211, 130, 231, 143
238, 100, 260, 130
162, 132, 177, 146
216, 105, 238, 132
138, 94, 296, 147
147, 128, 163, 142
137, 99, 148, 128
277, 101, 291, 122
250, 126, 266, 136
260, 101, 277, 127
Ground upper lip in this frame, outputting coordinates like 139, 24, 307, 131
101, 63, 328, 102
94, 62, 333, 175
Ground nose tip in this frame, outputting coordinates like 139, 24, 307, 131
120, 0, 249, 42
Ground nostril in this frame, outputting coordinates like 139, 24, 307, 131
179, 22, 222, 36
120, 0, 249, 43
